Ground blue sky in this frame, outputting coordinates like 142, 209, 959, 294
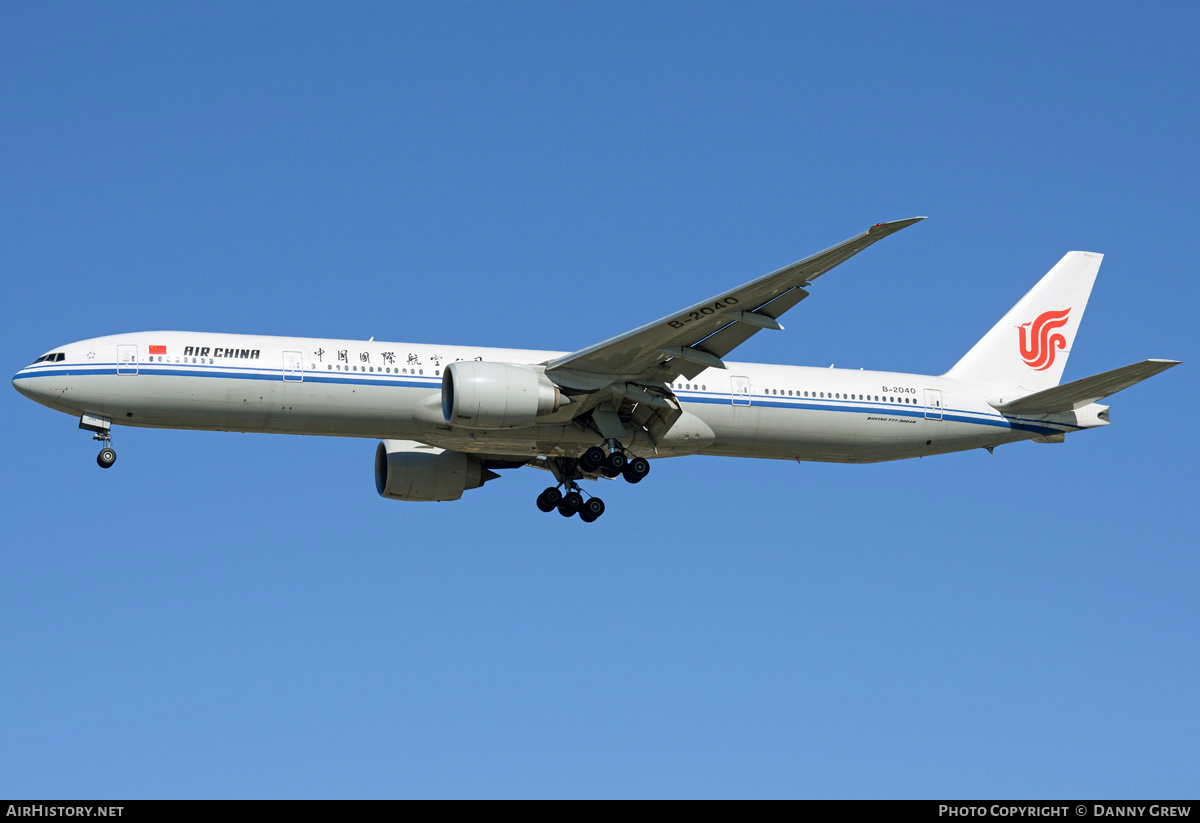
2, 1, 1197, 799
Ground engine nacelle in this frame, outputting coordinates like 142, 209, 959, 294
374, 440, 499, 502
442, 361, 563, 429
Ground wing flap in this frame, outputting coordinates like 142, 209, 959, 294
991, 359, 1180, 415
689, 287, 810, 364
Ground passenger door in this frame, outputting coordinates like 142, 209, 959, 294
924, 388, 943, 420
117, 345, 138, 375
283, 351, 304, 382
731, 375, 751, 406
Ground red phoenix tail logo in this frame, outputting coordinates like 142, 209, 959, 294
1018, 308, 1071, 371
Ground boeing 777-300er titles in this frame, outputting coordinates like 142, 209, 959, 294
12, 218, 1181, 522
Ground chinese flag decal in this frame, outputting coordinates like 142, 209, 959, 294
149, 345, 167, 355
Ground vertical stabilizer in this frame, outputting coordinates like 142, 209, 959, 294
944, 251, 1102, 392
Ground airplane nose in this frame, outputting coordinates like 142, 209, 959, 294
12, 372, 32, 399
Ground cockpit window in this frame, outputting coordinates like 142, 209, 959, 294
32, 352, 65, 364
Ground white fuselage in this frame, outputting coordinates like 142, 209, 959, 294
12, 331, 1098, 464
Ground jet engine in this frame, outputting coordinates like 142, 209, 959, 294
375, 440, 499, 502
441, 361, 564, 428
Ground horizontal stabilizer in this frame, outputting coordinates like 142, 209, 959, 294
991, 359, 1180, 415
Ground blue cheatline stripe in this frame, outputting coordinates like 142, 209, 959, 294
675, 392, 1077, 435
17, 364, 1074, 436
16, 363, 440, 389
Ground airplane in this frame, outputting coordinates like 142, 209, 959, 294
12, 217, 1180, 522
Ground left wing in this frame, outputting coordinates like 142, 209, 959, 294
544, 217, 925, 389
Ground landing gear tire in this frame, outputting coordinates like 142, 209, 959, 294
622, 457, 650, 484
97, 447, 117, 469
558, 491, 583, 518
580, 446, 606, 473
604, 452, 627, 474
536, 487, 562, 513
582, 497, 605, 520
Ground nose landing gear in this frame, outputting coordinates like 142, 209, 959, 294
79, 414, 117, 469
96, 443, 117, 469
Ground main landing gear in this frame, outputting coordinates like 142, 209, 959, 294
533, 445, 651, 522
578, 443, 650, 483
536, 486, 606, 522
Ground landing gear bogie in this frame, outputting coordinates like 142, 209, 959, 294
534, 482, 605, 524
535, 454, 624, 523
